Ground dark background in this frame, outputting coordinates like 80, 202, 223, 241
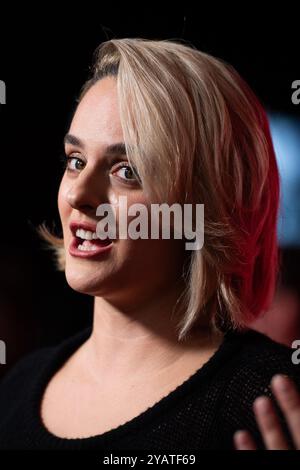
0, 7, 299, 376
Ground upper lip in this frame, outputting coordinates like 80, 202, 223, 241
70, 221, 98, 236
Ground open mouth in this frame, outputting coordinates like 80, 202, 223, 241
74, 229, 112, 252
69, 224, 113, 257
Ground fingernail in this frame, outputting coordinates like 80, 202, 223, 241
254, 396, 271, 413
235, 430, 247, 441
271, 374, 290, 392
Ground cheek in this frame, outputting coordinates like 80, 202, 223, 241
120, 237, 186, 279
110, 190, 149, 227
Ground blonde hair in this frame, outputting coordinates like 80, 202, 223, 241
39, 38, 280, 340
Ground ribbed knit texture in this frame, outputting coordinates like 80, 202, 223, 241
0, 327, 299, 450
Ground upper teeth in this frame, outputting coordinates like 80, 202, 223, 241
76, 229, 98, 240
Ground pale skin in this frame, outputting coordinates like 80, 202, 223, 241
41, 77, 223, 438
41, 76, 300, 447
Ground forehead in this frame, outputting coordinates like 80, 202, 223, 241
69, 77, 123, 145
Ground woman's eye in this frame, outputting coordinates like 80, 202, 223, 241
63, 155, 86, 172
61, 155, 140, 184
113, 163, 140, 184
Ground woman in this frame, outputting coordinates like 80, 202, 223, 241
0, 38, 299, 450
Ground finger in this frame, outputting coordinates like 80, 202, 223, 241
271, 374, 300, 449
234, 430, 257, 450
253, 396, 290, 450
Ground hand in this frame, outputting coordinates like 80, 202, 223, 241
234, 375, 300, 450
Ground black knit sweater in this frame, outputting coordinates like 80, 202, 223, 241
0, 327, 299, 450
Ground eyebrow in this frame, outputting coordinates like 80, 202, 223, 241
63, 133, 127, 156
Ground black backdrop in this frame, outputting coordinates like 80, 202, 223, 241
0, 7, 299, 376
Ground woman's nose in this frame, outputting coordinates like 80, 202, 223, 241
66, 168, 108, 213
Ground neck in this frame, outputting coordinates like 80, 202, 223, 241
83, 284, 218, 382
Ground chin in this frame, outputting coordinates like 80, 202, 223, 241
64, 261, 114, 296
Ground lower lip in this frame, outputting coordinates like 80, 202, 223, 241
69, 236, 113, 259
